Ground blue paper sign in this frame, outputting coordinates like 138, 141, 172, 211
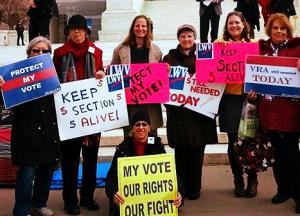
0, 54, 61, 108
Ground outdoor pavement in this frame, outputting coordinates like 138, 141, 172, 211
1, 165, 299, 216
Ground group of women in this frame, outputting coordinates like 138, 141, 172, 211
0, 9, 299, 216
108, 11, 300, 215
107, 11, 300, 215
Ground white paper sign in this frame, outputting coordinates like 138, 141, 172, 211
203, 0, 213, 6
245, 55, 300, 98
54, 75, 129, 140
165, 66, 225, 118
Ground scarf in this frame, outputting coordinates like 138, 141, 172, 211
60, 52, 95, 83
133, 139, 147, 156
270, 39, 288, 56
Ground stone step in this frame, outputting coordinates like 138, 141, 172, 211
98, 144, 229, 165
100, 109, 228, 147
100, 130, 228, 147
142, 0, 199, 40
142, 0, 270, 40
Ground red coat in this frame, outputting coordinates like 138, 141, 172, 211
53, 39, 103, 81
258, 0, 270, 25
258, 37, 300, 132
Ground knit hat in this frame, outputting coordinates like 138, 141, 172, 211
64, 14, 91, 35
130, 110, 151, 127
177, 24, 197, 39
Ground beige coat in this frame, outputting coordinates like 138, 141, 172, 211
110, 43, 163, 131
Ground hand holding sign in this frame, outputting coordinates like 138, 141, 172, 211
173, 192, 182, 208
0, 76, 4, 88
95, 70, 106, 79
113, 191, 125, 206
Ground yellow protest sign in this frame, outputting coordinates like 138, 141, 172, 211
118, 153, 178, 216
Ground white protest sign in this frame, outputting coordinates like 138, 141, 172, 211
165, 66, 225, 118
54, 74, 129, 140
245, 55, 300, 98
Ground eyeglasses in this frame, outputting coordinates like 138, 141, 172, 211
134, 122, 148, 127
31, 49, 50, 54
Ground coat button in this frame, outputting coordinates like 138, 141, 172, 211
52, 122, 56, 125
37, 126, 42, 130
41, 110, 45, 113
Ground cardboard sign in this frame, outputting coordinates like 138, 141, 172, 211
118, 153, 178, 216
54, 75, 129, 141
196, 42, 259, 83
165, 66, 225, 118
245, 55, 300, 98
107, 63, 169, 104
0, 54, 60, 108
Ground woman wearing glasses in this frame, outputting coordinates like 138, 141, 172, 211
105, 110, 182, 216
0, 36, 60, 216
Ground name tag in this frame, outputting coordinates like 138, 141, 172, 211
88, 46, 95, 54
148, 137, 155, 144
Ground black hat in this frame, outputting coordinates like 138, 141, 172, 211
130, 110, 151, 127
64, 14, 91, 35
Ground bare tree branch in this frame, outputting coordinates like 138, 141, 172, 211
0, 0, 28, 29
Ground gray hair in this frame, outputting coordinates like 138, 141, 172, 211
26, 36, 52, 56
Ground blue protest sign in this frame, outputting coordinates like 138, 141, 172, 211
0, 54, 61, 108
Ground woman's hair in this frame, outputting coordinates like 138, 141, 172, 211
122, 15, 153, 49
26, 36, 52, 56
223, 11, 251, 42
265, 13, 293, 39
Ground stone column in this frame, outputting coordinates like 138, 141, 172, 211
50, 17, 60, 43
98, 0, 144, 42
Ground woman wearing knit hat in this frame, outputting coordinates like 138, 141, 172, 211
163, 24, 218, 200
105, 110, 182, 216
53, 14, 105, 215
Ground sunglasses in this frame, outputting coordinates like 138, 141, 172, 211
134, 122, 148, 127
31, 49, 50, 54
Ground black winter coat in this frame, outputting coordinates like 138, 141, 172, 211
234, 0, 260, 30
11, 95, 61, 166
269, 0, 296, 16
27, 0, 53, 19
15, 24, 24, 34
105, 136, 166, 200
163, 44, 218, 148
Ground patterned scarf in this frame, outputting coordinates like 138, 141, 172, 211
60, 52, 95, 83
270, 39, 288, 56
